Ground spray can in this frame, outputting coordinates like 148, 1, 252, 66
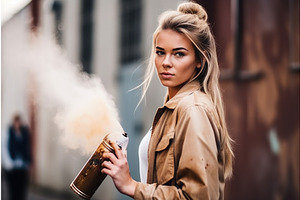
70, 132, 128, 199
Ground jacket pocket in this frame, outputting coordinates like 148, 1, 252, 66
155, 131, 175, 185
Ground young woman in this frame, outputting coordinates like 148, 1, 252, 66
101, 2, 234, 199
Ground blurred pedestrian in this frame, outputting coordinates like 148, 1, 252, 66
101, 2, 234, 199
6, 114, 31, 200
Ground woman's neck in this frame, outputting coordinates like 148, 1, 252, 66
167, 82, 186, 99
168, 88, 177, 99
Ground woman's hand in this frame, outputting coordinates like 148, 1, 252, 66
101, 142, 137, 198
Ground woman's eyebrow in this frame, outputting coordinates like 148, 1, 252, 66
173, 47, 188, 51
156, 46, 189, 51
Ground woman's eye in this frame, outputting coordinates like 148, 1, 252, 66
175, 52, 185, 57
156, 51, 165, 56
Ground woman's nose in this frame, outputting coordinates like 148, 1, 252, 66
162, 55, 172, 68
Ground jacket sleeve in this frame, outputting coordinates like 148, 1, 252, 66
134, 105, 220, 200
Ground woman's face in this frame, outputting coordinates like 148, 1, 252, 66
155, 29, 201, 98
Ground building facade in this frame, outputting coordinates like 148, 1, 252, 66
2, 0, 299, 200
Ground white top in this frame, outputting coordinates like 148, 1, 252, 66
138, 127, 152, 183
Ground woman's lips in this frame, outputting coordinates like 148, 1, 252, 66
160, 72, 174, 79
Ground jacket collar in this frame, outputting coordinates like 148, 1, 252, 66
163, 80, 202, 110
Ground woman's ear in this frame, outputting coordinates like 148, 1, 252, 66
196, 62, 201, 69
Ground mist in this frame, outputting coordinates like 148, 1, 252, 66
19, 34, 123, 154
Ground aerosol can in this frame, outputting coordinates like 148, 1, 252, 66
70, 132, 128, 199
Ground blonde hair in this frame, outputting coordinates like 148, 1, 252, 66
141, 2, 234, 179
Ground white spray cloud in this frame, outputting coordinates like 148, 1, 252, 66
23, 35, 123, 154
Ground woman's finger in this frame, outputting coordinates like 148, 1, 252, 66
110, 142, 123, 159
123, 149, 127, 158
102, 160, 114, 170
101, 167, 113, 176
102, 152, 118, 164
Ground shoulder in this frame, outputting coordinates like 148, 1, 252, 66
173, 91, 220, 153
175, 90, 220, 129
176, 89, 214, 115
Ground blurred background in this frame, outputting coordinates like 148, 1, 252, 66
1, 0, 299, 200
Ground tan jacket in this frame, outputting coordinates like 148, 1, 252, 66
134, 81, 225, 200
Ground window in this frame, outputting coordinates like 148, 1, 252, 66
52, 0, 63, 45
120, 0, 142, 64
80, 0, 94, 73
